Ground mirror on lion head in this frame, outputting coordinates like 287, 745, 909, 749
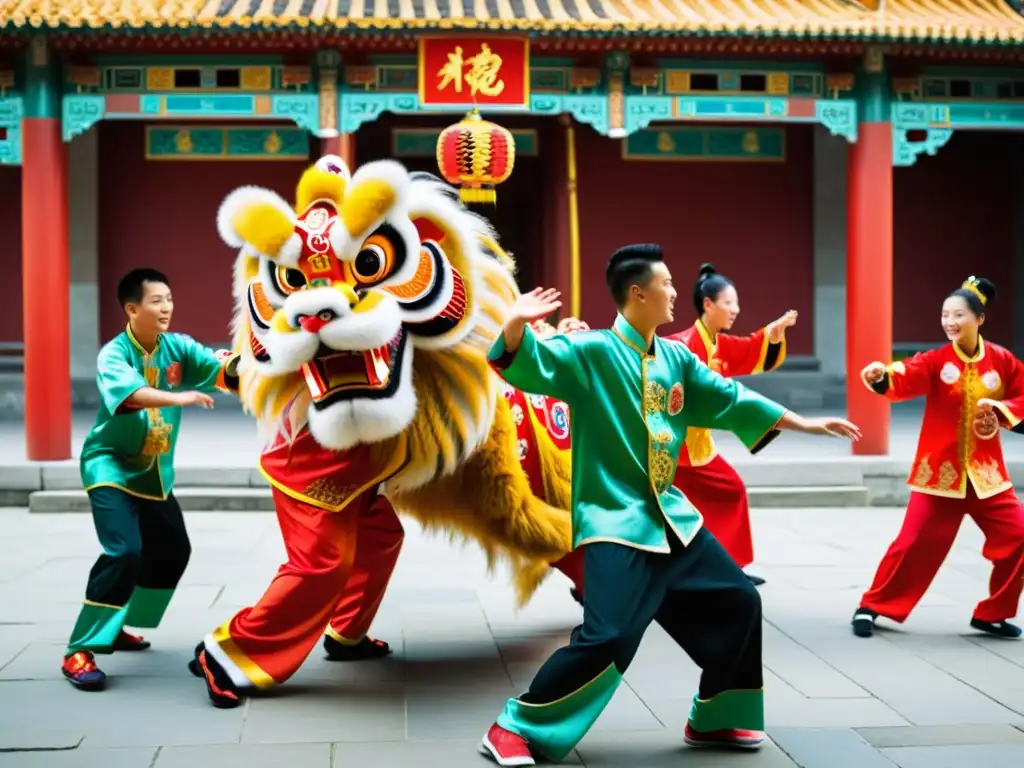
217, 155, 520, 452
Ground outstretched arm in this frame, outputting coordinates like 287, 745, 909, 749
489, 288, 588, 404
861, 352, 933, 402
182, 338, 242, 396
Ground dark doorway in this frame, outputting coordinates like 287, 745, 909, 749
356, 112, 547, 291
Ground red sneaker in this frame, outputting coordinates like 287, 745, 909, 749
62, 651, 107, 691
479, 723, 535, 766
112, 630, 151, 652
684, 721, 764, 749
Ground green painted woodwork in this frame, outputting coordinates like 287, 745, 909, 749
0, 96, 23, 165
629, 66, 828, 99
855, 71, 890, 123
145, 125, 309, 160
392, 127, 538, 157
623, 127, 785, 162
23, 40, 60, 119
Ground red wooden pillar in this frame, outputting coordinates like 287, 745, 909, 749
22, 37, 71, 460
321, 133, 355, 170
846, 57, 892, 455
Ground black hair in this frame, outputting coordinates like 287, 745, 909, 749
117, 268, 170, 309
605, 243, 663, 309
692, 263, 735, 317
948, 276, 996, 317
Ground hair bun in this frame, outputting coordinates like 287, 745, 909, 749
975, 277, 997, 304
698, 263, 717, 280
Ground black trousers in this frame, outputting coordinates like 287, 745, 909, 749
67, 487, 192, 653
523, 526, 763, 703
496, 527, 764, 760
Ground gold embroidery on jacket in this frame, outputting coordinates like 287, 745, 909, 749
970, 458, 1006, 495
913, 456, 934, 487
649, 431, 674, 494
303, 477, 360, 508
644, 381, 667, 415
937, 461, 958, 491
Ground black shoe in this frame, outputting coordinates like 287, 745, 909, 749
323, 635, 392, 661
852, 607, 878, 637
569, 587, 583, 606
970, 618, 1022, 639
193, 643, 243, 709
187, 641, 204, 678
746, 574, 766, 587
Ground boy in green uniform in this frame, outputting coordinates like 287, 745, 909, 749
480, 244, 861, 766
62, 268, 240, 691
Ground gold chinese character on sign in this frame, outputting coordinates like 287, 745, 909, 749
436, 43, 505, 99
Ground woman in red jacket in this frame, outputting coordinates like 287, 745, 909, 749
666, 263, 797, 585
854, 276, 1024, 639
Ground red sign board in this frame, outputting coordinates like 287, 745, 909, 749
418, 36, 530, 108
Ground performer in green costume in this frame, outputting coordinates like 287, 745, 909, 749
479, 244, 861, 766
62, 268, 240, 691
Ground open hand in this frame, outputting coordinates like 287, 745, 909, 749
861, 362, 886, 385
767, 310, 798, 343
179, 391, 215, 409
512, 287, 563, 325
802, 416, 861, 441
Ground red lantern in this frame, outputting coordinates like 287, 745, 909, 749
436, 108, 516, 204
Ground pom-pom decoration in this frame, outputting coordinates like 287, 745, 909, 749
436, 108, 516, 204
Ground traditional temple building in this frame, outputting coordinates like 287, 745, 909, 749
2, 1, 1024, 459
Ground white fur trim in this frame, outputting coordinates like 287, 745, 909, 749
316, 154, 352, 181
277, 232, 304, 268
217, 186, 297, 250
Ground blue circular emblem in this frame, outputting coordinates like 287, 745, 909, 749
549, 402, 570, 440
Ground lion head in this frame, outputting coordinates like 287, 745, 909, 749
217, 156, 520, 477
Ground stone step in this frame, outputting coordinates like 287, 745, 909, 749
27, 485, 872, 513
746, 485, 871, 508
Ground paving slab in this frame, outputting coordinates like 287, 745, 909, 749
0, 505, 1022, 767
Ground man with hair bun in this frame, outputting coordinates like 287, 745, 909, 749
855, 276, 1024, 640
478, 243, 861, 767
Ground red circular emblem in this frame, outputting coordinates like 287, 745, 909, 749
668, 383, 684, 416
165, 362, 182, 389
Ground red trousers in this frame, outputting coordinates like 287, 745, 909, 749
674, 454, 754, 569
861, 486, 1024, 623
206, 487, 403, 689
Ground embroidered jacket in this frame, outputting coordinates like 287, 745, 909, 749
490, 314, 786, 553
863, 338, 1024, 499
665, 320, 785, 467
81, 326, 240, 500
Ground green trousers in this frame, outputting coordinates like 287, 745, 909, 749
66, 487, 191, 655
497, 527, 764, 761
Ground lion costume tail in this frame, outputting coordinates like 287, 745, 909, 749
390, 395, 574, 607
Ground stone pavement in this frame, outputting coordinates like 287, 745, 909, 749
2, 506, 1024, 767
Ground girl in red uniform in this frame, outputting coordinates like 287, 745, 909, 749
666, 264, 797, 585
854, 276, 1024, 639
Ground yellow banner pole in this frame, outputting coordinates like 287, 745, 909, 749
563, 116, 581, 318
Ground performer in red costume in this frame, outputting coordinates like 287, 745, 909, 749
854, 276, 1024, 640
665, 264, 796, 586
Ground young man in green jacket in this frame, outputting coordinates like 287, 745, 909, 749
62, 268, 240, 691
480, 244, 860, 766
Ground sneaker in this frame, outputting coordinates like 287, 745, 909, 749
970, 618, 1023, 639
746, 574, 766, 587
323, 635, 392, 661
684, 721, 764, 749
62, 651, 107, 691
111, 630, 151, 652
193, 645, 242, 709
852, 607, 878, 637
479, 722, 535, 766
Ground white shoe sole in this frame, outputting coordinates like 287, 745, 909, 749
685, 735, 764, 750
479, 735, 536, 766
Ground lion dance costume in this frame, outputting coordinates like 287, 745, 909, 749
191, 156, 584, 708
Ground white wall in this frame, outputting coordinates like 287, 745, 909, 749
69, 127, 100, 380
812, 125, 848, 376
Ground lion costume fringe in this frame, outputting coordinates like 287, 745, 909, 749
191, 156, 584, 707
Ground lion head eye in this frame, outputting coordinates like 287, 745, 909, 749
351, 231, 398, 286
274, 265, 307, 295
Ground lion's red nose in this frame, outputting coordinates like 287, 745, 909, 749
297, 310, 336, 333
